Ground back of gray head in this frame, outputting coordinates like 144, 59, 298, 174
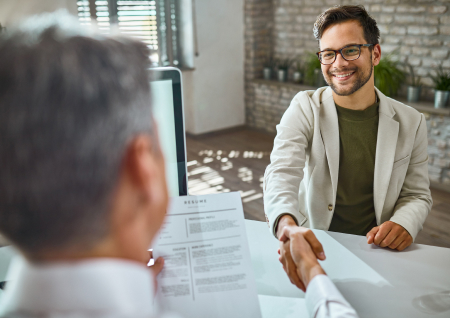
0, 12, 153, 254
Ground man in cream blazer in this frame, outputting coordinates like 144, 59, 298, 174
264, 5, 432, 290
264, 86, 431, 240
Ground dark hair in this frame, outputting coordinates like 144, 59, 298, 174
0, 13, 154, 254
313, 5, 380, 45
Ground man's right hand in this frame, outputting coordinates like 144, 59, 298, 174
276, 215, 326, 291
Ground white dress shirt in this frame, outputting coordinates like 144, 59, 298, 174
0, 258, 357, 318
0, 257, 180, 318
307, 275, 359, 318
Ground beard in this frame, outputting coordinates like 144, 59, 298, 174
324, 59, 373, 96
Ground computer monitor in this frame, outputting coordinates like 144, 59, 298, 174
149, 67, 188, 196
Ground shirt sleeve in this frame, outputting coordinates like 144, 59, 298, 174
305, 275, 359, 318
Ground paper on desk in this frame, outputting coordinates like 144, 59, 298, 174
153, 192, 262, 318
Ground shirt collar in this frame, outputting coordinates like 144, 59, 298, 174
0, 256, 156, 316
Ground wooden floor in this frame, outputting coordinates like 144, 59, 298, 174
186, 127, 450, 249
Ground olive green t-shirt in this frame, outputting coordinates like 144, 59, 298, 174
328, 101, 379, 236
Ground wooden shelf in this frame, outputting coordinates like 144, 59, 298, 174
250, 79, 450, 116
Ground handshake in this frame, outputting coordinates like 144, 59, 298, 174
276, 214, 413, 292
277, 225, 327, 292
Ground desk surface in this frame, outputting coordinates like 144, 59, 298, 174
1, 222, 449, 317
245, 220, 450, 318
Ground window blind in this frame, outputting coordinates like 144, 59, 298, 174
77, 0, 181, 66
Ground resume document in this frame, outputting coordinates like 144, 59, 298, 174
153, 192, 262, 318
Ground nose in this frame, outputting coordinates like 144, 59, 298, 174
333, 52, 350, 69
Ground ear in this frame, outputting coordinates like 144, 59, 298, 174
124, 135, 166, 206
372, 44, 381, 67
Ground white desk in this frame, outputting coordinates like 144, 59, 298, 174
1, 222, 449, 317
245, 220, 450, 318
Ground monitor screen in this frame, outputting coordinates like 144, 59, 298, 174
149, 68, 187, 196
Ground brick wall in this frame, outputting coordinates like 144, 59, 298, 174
427, 113, 450, 185
246, 80, 301, 132
244, 0, 450, 189
270, 0, 450, 100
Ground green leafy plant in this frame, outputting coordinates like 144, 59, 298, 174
263, 55, 276, 69
277, 57, 293, 71
405, 62, 421, 87
374, 54, 405, 97
430, 64, 450, 91
303, 52, 322, 85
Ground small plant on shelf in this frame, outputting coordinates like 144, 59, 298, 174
263, 55, 276, 80
276, 58, 293, 82
405, 62, 422, 103
430, 64, 450, 91
293, 58, 304, 84
430, 63, 450, 108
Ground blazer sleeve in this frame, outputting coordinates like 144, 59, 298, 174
263, 92, 314, 237
390, 113, 433, 241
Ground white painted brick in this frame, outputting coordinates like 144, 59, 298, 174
381, 6, 396, 13
422, 58, 440, 68
391, 26, 407, 35
408, 26, 439, 35
428, 165, 442, 174
428, 6, 448, 14
437, 159, 450, 168
397, 5, 426, 13
431, 49, 449, 59
425, 16, 439, 25
412, 46, 430, 56
370, 5, 381, 12
378, 25, 390, 34
380, 15, 393, 24
404, 37, 422, 46
395, 15, 421, 24
385, 36, 401, 44
421, 77, 434, 87
441, 16, 450, 25
437, 139, 447, 149
415, 67, 428, 76
407, 57, 422, 66
382, 44, 400, 53
423, 38, 443, 46
440, 26, 450, 35
400, 46, 412, 55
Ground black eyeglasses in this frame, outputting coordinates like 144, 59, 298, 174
316, 44, 375, 65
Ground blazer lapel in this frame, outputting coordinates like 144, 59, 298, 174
318, 87, 340, 200
373, 88, 399, 223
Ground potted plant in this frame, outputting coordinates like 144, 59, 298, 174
405, 62, 421, 103
293, 59, 304, 84
430, 64, 450, 109
263, 55, 275, 80
304, 52, 325, 87
277, 58, 293, 82
374, 54, 405, 97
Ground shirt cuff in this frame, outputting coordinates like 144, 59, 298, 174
306, 274, 355, 318
272, 213, 298, 238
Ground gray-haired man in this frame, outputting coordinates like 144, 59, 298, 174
0, 13, 357, 318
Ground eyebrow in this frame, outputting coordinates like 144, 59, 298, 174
321, 43, 359, 51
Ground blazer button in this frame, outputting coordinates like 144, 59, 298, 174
328, 204, 333, 211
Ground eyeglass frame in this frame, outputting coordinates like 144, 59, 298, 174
316, 44, 375, 65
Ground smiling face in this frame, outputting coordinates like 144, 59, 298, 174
319, 20, 380, 97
